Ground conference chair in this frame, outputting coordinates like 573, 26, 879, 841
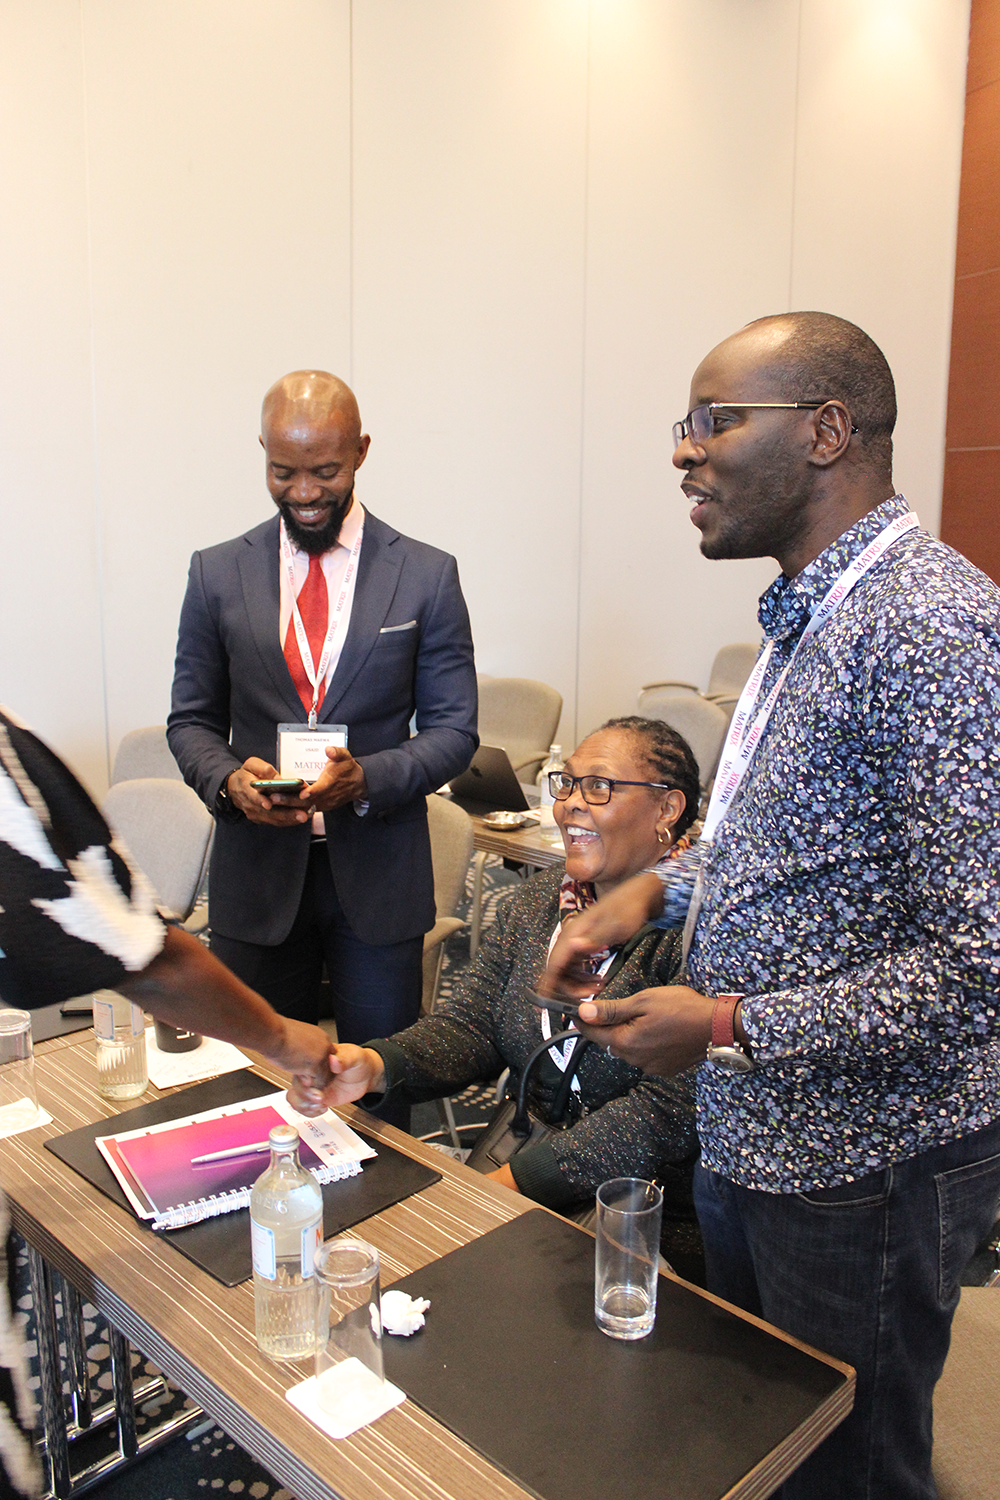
477, 675, 563, 786
640, 641, 759, 724
635, 689, 729, 793
110, 725, 183, 784
102, 777, 214, 929
422, 794, 476, 1151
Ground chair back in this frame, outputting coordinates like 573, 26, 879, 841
426, 795, 475, 921
477, 676, 563, 784
706, 643, 759, 701
102, 778, 214, 921
635, 690, 729, 788
111, 726, 182, 784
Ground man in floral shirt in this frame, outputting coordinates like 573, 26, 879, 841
543, 313, 1000, 1499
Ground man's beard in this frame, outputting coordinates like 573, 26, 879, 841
279, 490, 354, 556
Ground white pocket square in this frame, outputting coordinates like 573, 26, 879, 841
380, 620, 418, 633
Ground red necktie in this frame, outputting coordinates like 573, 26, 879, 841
283, 555, 329, 714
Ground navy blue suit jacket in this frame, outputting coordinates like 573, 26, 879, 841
167, 510, 478, 947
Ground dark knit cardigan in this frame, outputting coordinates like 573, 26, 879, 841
367, 868, 698, 1211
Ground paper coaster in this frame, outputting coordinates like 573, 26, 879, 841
286, 1360, 405, 1440
144, 1030, 250, 1089
0, 1101, 52, 1139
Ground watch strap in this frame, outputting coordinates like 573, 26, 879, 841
711, 995, 743, 1051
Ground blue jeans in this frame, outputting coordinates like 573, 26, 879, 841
694, 1118, 1000, 1500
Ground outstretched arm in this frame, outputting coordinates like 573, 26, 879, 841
120, 926, 333, 1113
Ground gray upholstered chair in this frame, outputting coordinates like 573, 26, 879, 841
422, 794, 476, 1150
102, 777, 214, 927
111, 725, 183, 784
640, 642, 760, 724
476, 675, 563, 786
634, 690, 729, 792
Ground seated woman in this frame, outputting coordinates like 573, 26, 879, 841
326, 715, 703, 1277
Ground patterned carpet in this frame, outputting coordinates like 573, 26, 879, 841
13, 854, 521, 1500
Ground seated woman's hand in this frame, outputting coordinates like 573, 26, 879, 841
317, 1044, 387, 1107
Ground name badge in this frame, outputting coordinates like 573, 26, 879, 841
277, 722, 348, 782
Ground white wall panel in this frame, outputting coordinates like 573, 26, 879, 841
0, 0, 969, 784
790, 0, 970, 535
576, 0, 798, 740
351, 0, 590, 747
0, 1, 107, 788
83, 0, 352, 779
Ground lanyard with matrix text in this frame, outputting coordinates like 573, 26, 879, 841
279, 519, 364, 727
700, 509, 919, 844
683, 510, 919, 962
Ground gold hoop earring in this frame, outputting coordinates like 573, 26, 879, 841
656, 829, 668, 845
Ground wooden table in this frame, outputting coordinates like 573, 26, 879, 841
467, 816, 563, 952
0, 1034, 853, 1500
469, 816, 565, 871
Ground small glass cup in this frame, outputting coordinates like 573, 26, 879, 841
313, 1237, 385, 1424
0, 1010, 41, 1131
595, 1177, 663, 1341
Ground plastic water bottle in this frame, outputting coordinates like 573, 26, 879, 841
93, 991, 148, 1099
251, 1124, 324, 1361
537, 744, 564, 844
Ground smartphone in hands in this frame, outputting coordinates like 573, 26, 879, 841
250, 777, 305, 794
528, 989, 584, 1018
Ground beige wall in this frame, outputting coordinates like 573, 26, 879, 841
0, 0, 970, 794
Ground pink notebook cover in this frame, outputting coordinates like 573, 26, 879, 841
115, 1104, 324, 1216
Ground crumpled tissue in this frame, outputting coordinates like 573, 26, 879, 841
381, 1290, 430, 1336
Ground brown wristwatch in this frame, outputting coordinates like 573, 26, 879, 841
706, 995, 754, 1072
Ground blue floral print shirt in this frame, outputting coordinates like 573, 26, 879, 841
655, 494, 1000, 1192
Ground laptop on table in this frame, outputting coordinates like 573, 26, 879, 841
446, 745, 538, 818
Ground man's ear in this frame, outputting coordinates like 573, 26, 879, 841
809, 401, 853, 468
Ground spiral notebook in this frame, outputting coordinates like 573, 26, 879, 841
96, 1092, 376, 1231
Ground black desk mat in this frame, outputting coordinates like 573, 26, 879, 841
45, 1071, 440, 1287
30, 1002, 93, 1044
383, 1210, 849, 1500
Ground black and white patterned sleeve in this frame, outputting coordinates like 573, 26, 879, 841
0, 708, 166, 1008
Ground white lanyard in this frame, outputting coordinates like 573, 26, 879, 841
700, 510, 919, 843
279, 520, 364, 727
541, 922, 615, 1085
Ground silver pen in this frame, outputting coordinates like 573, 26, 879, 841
190, 1141, 271, 1165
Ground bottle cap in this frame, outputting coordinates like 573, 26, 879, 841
268, 1123, 300, 1150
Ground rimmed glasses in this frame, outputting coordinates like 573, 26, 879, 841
548, 772, 672, 806
672, 402, 824, 451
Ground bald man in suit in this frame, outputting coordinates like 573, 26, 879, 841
168, 372, 478, 1081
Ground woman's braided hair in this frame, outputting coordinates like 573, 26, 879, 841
597, 716, 700, 838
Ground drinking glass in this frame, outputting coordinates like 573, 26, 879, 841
595, 1177, 663, 1340
313, 1237, 385, 1424
0, 1010, 41, 1131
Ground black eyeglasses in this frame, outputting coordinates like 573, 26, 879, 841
548, 772, 672, 806
672, 402, 825, 451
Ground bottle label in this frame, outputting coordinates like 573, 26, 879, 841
251, 1220, 276, 1281
128, 1002, 145, 1037
92, 997, 116, 1042
301, 1219, 322, 1280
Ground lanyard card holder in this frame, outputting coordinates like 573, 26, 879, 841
277, 723, 348, 783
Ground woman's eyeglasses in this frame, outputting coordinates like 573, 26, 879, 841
548, 772, 672, 806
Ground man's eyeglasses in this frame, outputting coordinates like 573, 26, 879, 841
672, 402, 825, 451
548, 772, 673, 805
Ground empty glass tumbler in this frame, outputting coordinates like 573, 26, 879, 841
313, 1237, 385, 1426
594, 1177, 663, 1340
0, 1010, 41, 1131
